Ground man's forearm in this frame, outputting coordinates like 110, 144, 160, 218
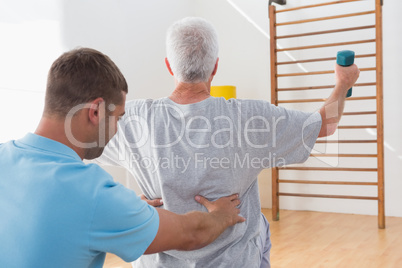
318, 63, 360, 137
179, 210, 232, 251
318, 85, 347, 137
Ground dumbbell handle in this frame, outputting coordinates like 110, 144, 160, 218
336, 50, 355, 98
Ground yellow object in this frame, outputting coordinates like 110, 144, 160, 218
210, 85, 236, 100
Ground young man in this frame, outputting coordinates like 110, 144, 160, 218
0, 48, 245, 268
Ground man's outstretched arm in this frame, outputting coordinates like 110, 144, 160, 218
318, 63, 360, 137
144, 194, 245, 254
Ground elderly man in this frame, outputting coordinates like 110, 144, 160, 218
0, 48, 245, 268
97, 17, 360, 267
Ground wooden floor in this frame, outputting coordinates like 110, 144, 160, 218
104, 209, 402, 268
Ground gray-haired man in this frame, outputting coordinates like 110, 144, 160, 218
97, 17, 359, 268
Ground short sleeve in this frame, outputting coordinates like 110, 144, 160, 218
272, 109, 322, 164
238, 100, 322, 166
89, 182, 159, 262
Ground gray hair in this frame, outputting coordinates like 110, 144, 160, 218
166, 17, 219, 83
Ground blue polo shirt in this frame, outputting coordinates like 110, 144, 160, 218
0, 133, 159, 268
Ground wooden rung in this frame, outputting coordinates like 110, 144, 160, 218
277, 40, 375, 52
276, 0, 363, 13
351, 82, 377, 87
278, 70, 333, 77
277, 67, 375, 77
278, 192, 378, 200
277, 54, 376, 65
276, 25, 375, 39
277, 82, 376, 91
278, 57, 338, 66
315, 140, 377, 143
277, 96, 376, 103
337, 125, 377, 129
278, 85, 336, 91
343, 111, 376, 116
278, 179, 378, 186
278, 167, 378, 172
310, 153, 377, 157
276, 11, 375, 26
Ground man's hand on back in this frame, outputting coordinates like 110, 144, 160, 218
141, 193, 246, 227
195, 194, 245, 226
144, 193, 245, 254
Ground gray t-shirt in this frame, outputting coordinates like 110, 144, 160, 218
98, 96, 322, 268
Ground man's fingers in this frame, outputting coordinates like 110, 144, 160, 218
195, 195, 211, 209
196, 194, 246, 225
149, 199, 163, 207
236, 216, 246, 223
140, 194, 163, 207
229, 193, 239, 201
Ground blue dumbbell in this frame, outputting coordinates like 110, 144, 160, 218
336, 50, 355, 98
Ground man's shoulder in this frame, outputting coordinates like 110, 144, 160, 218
124, 98, 173, 119
0, 140, 16, 163
0, 140, 10, 150
50, 160, 115, 191
125, 98, 167, 110
80, 162, 114, 182
211, 97, 272, 107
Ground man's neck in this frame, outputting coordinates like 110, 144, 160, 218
169, 81, 211, 105
35, 115, 85, 160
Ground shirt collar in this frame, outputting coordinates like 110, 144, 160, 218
18, 133, 82, 162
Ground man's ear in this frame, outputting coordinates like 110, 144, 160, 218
165, 58, 174, 76
212, 58, 219, 76
88, 97, 105, 126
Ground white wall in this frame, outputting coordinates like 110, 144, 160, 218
59, 0, 193, 100
0, 0, 193, 142
1, 0, 401, 217
194, 0, 271, 101
0, 0, 64, 142
380, 0, 402, 217
0, 0, 193, 195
